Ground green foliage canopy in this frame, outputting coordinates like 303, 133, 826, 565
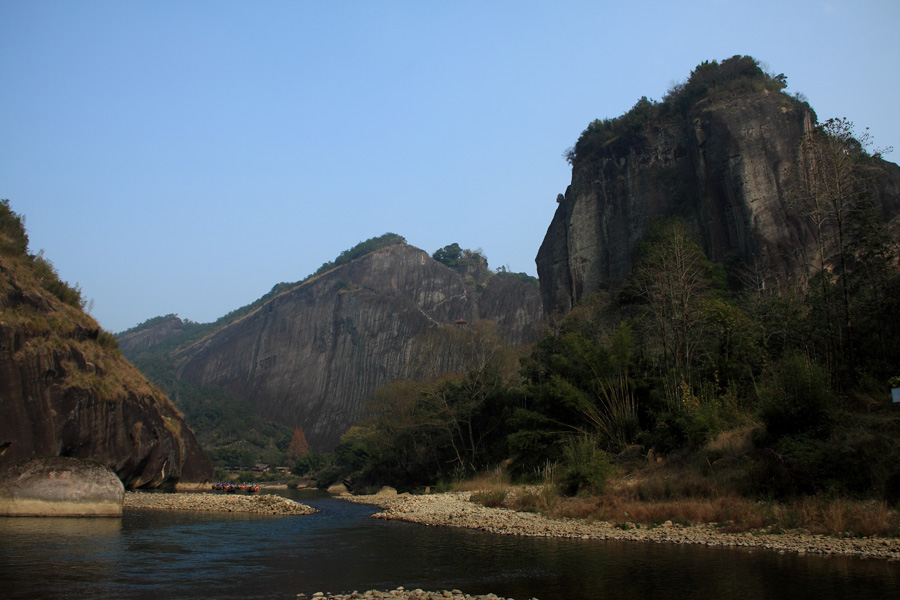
567, 55, 793, 167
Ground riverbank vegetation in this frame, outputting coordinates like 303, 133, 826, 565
458, 455, 900, 539
320, 114, 900, 534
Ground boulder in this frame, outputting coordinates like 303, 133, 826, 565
326, 482, 350, 496
0, 457, 124, 517
614, 445, 645, 466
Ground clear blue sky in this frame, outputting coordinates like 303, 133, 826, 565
2, 1, 898, 333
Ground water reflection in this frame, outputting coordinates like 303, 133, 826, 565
0, 492, 897, 600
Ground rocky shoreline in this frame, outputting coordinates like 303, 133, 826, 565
297, 588, 531, 600
124, 491, 317, 515
345, 491, 900, 560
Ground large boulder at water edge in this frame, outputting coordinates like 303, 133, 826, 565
0, 457, 124, 516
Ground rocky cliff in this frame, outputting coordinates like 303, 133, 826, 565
172, 243, 543, 450
117, 314, 191, 355
0, 203, 214, 487
537, 63, 900, 315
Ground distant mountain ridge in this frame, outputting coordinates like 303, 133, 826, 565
119, 241, 543, 450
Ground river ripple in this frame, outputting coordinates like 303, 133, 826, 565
0, 491, 898, 600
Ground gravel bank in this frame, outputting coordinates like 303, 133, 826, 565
297, 587, 532, 600
345, 492, 900, 560
125, 491, 317, 515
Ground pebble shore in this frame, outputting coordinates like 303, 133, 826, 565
297, 587, 532, 600
124, 491, 317, 515
345, 491, 900, 560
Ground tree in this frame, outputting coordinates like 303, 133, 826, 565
285, 426, 309, 462
411, 321, 516, 472
793, 117, 883, 379
432, 243, 462, 268
627, 220, 720, 374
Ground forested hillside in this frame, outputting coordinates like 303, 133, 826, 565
325, 58, 900, 512
119, 234, 542, 469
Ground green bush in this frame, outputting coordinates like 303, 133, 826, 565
758, 354, 836, 442
33, 252, 84, 308
558, 435, 615, 496
313, 232, 406, 277
291, 451, 333, 477
0, 199, 29, 255
570, 55, 792, 167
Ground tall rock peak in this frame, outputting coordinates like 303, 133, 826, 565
537, 57, 900, 314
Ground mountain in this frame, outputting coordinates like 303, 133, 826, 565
121, 242, 543, 451
537, 56, 900, 315
0, 200, 213, 487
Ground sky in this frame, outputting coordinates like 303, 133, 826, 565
2, 1, 898, 333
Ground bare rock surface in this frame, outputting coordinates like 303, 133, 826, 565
124, 491, 317, 515
173, 244, 542, 450
345, 492, 900, 561
537, 90, 900, 315
0, 257, 214, 487
0, 456, 124, 517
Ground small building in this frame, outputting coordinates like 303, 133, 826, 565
252, 463, 270, 473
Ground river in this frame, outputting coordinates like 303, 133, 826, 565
1, 490, 898, 599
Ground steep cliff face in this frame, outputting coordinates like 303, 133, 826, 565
537, 89, 900, 315
174, 244, 542, 450
0, 210, 213, 486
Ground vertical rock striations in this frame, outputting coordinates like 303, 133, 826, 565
174, 244, 542, 450
0, 210, 214, 486
537, 89, 900, 315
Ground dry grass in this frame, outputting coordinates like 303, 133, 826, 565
771, 497, 899, 537
470, 488, 509, 507
540, 484, 900, 536
450, 469, 510, 493
508, 484, 560, 514
705, 425, 756, 456
463, 458, 900, 538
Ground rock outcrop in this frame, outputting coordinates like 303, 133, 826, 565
173, 244, 543, 450
0, 204, 214, 487
346, 491, 900, 560
124, 491, 317, 514
537, 85, 900, 315
117, 314, 191, 355
0, 457, 124, 517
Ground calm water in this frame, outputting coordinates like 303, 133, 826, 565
1, 490, 898, 600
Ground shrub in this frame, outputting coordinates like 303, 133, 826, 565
569, 56, 791, 167
470, 488, 508, 508
32, 252, 84, 309
511, 484, 559, 514
758, 354, 836, 442
558, 436, 615, 496
98, 330, 120, 354
0, 199, 29, 255
313, 233, 406, 277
